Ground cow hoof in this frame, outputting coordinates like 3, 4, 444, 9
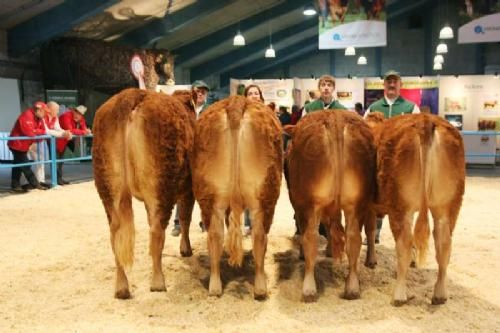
343, 291, 360, 300
431, 297, 447, 305
302, 293, 318, 303
254, 292, 268, 301
392, 299, 408, 307
180, 249, 193, 257
150, 286, 167, 292
115, 289, 131, 299
364, 260, 377, 269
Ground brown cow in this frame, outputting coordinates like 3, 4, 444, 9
192, 96, 282, 300
92, 88, 195, 299
369, 113, 465, 306
287, 110, 377, 301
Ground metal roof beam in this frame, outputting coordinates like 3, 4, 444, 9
7, 0, 118, 57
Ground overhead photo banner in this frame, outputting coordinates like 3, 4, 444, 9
317, 0, 387, 49
458, 2, 500, 44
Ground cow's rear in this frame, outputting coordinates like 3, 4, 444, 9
192, 96, 282, 299
375, 113, 465, 305
93, 88, 195, 299
287, 110, 376, 301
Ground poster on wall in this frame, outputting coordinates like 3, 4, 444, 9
318, 0, 386, 49
458, 2, 500, 43
229, 79, 294, 108
438, 75, 500, 132
445, 114, 464, 130
364, 77, 439, 114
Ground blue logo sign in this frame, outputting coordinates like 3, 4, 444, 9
474, 25, 485, 34
333, 33, 341, 41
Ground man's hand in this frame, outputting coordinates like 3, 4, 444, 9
85, 129, 92, 135
63, 130, 73, 139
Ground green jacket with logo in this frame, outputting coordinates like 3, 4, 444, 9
367, 96, 415, 119
305, 99, 347, 113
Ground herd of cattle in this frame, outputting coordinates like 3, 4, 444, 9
92, 88, 465, 306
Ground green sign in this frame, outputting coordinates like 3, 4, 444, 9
46, 90, 78, 107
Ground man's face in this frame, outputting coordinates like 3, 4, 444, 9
34, 106, 45, 119
194, 88, 208, 105
72, 110, 83, 122
319, 81, 334, 101
48, 105, 59, 118
384, 76, 401, 99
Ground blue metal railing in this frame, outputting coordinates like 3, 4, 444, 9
0, 134, 93, 188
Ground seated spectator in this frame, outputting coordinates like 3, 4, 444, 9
8, 101, 50, 193
56, 105, 92, 185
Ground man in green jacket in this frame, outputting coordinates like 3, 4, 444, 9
364, 70, 420, 244
304, 74, 347, 115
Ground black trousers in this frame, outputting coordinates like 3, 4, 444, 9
10, 149, 39, 188
57, 140, 76, 180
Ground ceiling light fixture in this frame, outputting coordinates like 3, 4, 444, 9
433, 62, 443, 70
345, 46, 355, 56
303, 4, 317, 16
439, 25, 454, 39
436, 42, 448, 54
357, 55, 367, 65
434, 54, 444, 64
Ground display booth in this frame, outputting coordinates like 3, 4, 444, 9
439, 75, 500, 165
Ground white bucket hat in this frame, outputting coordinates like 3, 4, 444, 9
75, 105, 87, 115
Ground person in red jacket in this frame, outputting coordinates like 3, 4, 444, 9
8, 101, 50, 193
56, 105, 92, 185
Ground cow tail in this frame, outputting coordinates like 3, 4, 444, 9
113, 189, 135, 270
226, 97, 245, 267
413, 115, 434, 267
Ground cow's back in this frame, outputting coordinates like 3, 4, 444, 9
288, 110, 375, 214
376, 114, 465, 213
192, 96, 282, 229
93, 88, 194, 218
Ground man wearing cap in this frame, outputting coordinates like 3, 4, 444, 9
56, 105, 92, 185
191, 80, 210, 118
171, 80, 210, 236
8, 101, 49, 193
303, 74, 347, 115
364, 70, 420, 244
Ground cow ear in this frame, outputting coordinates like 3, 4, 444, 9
283, 124, 296, 137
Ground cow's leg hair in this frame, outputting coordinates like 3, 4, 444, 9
208, 207, 225, 297
147, 203, 167, 292
431, 208, 453, 305
251, 209, 268, 300
329, 210, 345, 265
178, 192, 195, 257
390, 211, 413, 306
302, 210, 319, 302
343, 207, 361, 300
364, 211, 378, 269
108, 192, 133, 299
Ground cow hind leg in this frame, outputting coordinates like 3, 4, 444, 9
208, 207, 226, 297
430, 207, 454, 305
364, 211, 378, 269
178, 191, 195, 257
145, 201, 168, 292
108, 191, 135, 299
250, 208, 268, 300
343, 207, 362, 300
389, 211, 413, 306
302, 210, 319, 302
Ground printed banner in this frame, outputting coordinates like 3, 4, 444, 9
46, 89, 78, 113
458, 2, 500, 44
318, 0, 386, 49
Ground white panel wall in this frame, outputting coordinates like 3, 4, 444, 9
0, 78, 21, 132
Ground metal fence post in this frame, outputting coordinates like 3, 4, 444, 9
50, 136, 57, 188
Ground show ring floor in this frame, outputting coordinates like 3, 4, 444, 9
0, 169, 499, 332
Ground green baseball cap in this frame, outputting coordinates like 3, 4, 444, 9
192, 80, 209, 90
383, 70, 401, 80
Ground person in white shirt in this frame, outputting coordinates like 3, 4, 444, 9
27, 101, 71, 185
